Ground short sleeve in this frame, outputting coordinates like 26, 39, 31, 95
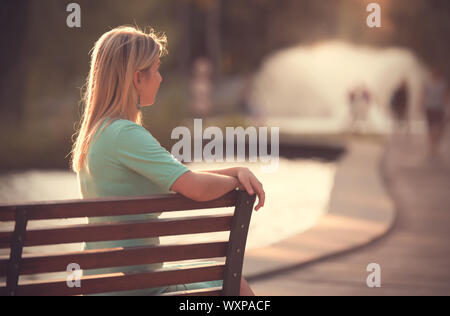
115, 123, 190, 192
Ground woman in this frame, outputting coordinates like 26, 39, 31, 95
70, 25, 265, 295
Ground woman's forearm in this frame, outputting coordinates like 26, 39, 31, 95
201, 167, 242, 178
194, 171, 239, 201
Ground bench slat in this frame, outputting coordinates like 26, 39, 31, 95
0, 241, 228, 276
161, 286, 222, 296
4, 264, 225, 296
0, 214, 233, 248
0, 232, 11, 249
0, 191, 237, 221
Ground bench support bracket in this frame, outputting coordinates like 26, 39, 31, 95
6, 207, 28, 296
222, 190, 256, 296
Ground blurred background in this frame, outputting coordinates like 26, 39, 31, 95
1, 0, 450, 294
0, 0, 449, 171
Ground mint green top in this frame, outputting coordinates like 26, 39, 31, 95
78, 118, 190, 202
77, 118, 191, 295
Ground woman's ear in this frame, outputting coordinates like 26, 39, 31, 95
133, 70, 142, 91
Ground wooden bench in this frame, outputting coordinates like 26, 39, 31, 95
0, 189, 256, 296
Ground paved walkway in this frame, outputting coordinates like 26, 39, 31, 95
246, 131, 450, 295
244, 137, 395, 278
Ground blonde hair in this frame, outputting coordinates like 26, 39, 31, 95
70, 25, 167, 173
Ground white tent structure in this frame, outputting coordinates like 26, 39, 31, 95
247, 40, 427, 139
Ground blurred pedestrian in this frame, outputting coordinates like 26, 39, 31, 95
189, 56, 213, 117
420, 66, 449, 157
348, 84, 372, 134
390, 79, 409, 134
237, 71, 254, 116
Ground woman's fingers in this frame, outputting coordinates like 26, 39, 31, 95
236, 168, 265, 211
257, 184, 265, 210
246, 176, 264, 211
256, 189, 265, 211
240, 177, 254, 195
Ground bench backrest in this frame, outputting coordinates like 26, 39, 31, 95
0, 189, 255, 296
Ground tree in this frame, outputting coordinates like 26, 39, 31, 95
0, 0, 31, 125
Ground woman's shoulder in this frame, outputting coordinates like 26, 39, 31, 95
106, 118, 140, 128
110, 119, 160, 146
112, 119, 151, 135
92, 118, 150, 146
103, 118, 147, 135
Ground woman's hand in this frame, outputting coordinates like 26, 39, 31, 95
236, 167, 265, 211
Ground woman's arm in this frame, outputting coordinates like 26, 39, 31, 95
170, 170, 239, 202
200, 167, 241, 178
181, 167, 266, 211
